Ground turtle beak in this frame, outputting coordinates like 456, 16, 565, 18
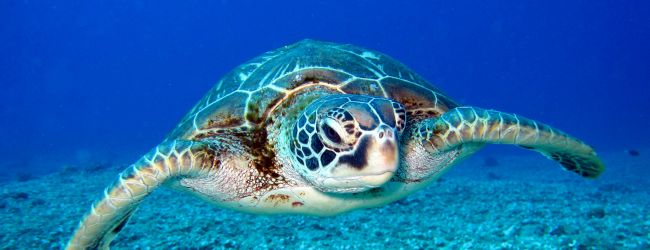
361, 125, 399, 184
327, 125, 399, 190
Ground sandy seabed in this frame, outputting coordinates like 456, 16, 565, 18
1, 150, 648, 249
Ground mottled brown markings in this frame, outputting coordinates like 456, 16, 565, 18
201, 145, 220, 171
179, 143, 221, 175
407, 110, 439, 123
237, 124, 285, 192
426, 110, 439, 116
268, 194, 290, 200
264, 194, 291, 207
199, 92, 248, 130
207, 115, 243, 128
245, 102, 262, 124
193, 131, 218, 140
381, 78, 443, 109
422, 122, 449, 150
291, 201, 304, 207
432, 122, 448, 135
257, 94, 288, 123
379, 77, 457, 125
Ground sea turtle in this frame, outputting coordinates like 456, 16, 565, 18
67, 40, 604, 249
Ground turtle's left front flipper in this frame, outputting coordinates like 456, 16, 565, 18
413, 107, 605, 178
66, 140, 221, 250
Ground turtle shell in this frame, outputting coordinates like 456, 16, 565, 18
167, 39, 458, 140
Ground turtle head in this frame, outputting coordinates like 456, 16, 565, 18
289, 94, 406, 193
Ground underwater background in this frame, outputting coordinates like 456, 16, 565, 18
1, 0, 649, 249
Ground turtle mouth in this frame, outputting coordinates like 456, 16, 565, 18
320, 171, 395, 192
356, 171, 395, 186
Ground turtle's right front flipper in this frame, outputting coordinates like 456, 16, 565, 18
413, 107, 605, 178
66, 140, 221, 250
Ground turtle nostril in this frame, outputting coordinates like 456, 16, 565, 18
377, 125, 396, 140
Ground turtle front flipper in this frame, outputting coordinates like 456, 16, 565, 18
66, 140, 221, 250
413, 107, 605, 178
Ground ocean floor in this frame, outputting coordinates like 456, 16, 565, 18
1, 149, 649, 249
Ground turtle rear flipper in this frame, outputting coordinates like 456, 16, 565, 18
66, 140, 221, 250
414, 107, 604, 178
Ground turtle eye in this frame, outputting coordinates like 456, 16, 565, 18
318, 118, 350, 149
322, 123, 342, 144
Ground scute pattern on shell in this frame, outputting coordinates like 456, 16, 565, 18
166, 39, 458, 141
